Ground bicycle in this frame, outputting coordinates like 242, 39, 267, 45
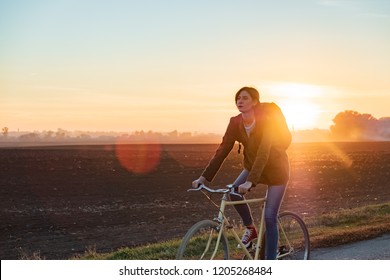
176, 184, 310, 260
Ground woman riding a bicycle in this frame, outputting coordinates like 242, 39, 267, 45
192, 86, 291, 260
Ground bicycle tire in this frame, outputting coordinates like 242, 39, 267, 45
277, 211, 310, 260
176, 220, 229, 260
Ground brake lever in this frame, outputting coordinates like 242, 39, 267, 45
187, 185, 202, 192
227, 184, 243, 198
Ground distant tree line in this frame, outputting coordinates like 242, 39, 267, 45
2, 127, 8, 137
330, 110, 390, 141
1, 110, 390, 144
0, 128, 222, 144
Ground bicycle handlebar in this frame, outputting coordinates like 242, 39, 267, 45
188, 184, 243, 197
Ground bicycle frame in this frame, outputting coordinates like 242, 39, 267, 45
214, 193, 267, 260
182, 184, 310, 260
191, 183, 269, 260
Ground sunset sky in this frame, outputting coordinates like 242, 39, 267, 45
1, 0, 389, 134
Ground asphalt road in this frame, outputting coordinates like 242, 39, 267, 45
311, 233, 390, 260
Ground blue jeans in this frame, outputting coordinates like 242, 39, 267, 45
230, 169, 286, 260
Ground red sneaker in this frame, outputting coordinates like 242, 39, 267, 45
239, 226, 258, 248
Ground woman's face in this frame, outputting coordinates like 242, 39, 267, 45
236, 91, 257, 113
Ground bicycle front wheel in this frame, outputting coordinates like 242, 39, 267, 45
277, 211, 310, 260
176, 220, 229, 260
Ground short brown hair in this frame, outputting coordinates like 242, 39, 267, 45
235, 87, 260, 103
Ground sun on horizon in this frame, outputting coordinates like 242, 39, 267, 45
263, 83, 324, 131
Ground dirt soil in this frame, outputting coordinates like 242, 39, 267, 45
1, 142, 390, 259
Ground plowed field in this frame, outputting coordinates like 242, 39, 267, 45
1, 142, 389, 259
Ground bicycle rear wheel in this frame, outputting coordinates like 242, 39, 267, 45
277, 211, 310, 260
176, 220, 229, 260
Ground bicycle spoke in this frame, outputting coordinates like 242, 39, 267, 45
176, 220, 229, 260
277, 212, 310, 260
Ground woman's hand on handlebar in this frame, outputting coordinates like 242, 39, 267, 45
192, 176, 206, 188
238, 181, 254, 195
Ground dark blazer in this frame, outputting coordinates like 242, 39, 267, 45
202, 102, 291, 186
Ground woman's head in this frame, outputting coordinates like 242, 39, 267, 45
235, 87, 260, 113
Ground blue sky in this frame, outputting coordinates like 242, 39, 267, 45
1, 0, 389, 133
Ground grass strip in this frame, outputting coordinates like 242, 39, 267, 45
74, 202, 390, 260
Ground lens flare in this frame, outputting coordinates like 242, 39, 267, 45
115, 137, 161, 174
325, 142, 353, 168
165, 144, 209, 168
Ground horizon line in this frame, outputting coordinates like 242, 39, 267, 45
3, 127, 332, 134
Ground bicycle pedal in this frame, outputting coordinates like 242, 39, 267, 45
278, 245, 289, 254
249, 242, 257, 250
